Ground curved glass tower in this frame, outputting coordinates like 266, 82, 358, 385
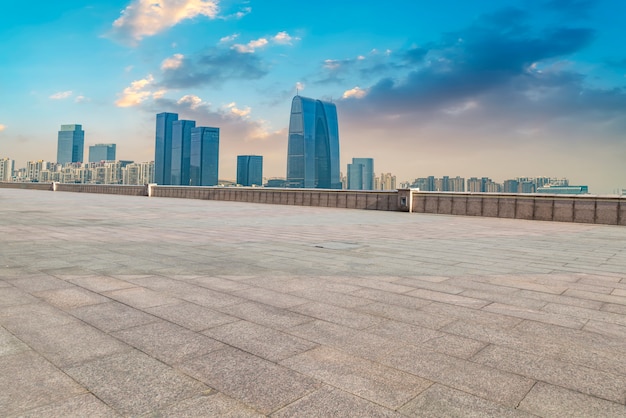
286, 96, 340, 189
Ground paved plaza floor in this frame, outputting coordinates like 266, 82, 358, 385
1, 188, 626, 417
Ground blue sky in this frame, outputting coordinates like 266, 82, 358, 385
1, 0, 625, 193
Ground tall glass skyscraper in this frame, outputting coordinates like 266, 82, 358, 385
190, 127, 219, 186
88, 143, 116, 162
57, 124, 85, 164
154, 112, 179, 184
170, 120, 196, 185
286, 95, 340, 189
347, 157, 374, 190
237, 155, 263, 186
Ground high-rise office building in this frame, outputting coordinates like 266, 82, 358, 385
286, 95, 341, 189
154, 112, 179, 184
237, 155, 263, 186
190, 127, 219, 186
89, 144, 116, 162
170, 120, 196, 185
0, 157, 14, 181
57, 124, 85, 164
347, 158, 374, 190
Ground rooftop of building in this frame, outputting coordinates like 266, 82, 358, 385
1, 188, 625, 416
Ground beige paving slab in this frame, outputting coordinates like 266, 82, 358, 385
518, 382, 626, 417
382, 345, 535, 407
15, 393, 120, 418
179, 346, 321, 414
203, 320, 318, 362
66, 350, 208, 416
399, 383, 535, 417
111, 321, 225, 364
0, 351, 87, 416
272, 385, 402, 417
472, 344, 626, 404
281, 346, 432, 409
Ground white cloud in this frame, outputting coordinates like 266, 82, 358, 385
49, 91, 73, 100
0, 124, 6, 132
161, 53, 184, 70
272, 31, 298, 45
177, 94, 204, 109
324, 59, 340, 70
115, 75, 161, 107
74, 95, 90, 103
232, 37, 268, 53
231, 31, 298, 53
219, 33, 239, 43
222, 6, 251, 20
342, 86, 367, 99
225, 102, 251, 117
110, 0, 219, 45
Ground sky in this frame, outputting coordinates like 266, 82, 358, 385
1, 0, 625, 193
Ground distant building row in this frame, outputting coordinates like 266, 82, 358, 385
404, 176, 588, 194
3, 159, 154, 185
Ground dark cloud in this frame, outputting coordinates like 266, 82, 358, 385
340, 8, 608, 125
160, 48, 268, 89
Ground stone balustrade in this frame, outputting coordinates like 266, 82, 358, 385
2, 182, 624, 225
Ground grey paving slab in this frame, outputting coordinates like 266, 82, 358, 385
289, 301, 385, 330
69, 300, 159, 333
111, 321, 225, 364
233, 286, 310, 308
472, 344, 626, 404
179, 346, 320, 414
10, 275, 74, 293
0, 286, 39, 307
66, 350, 208, 416
356, 301, 455, 330
2, 189, 626, 416
399, 383, 535, 417
382, 345, 536, 407
145, 301, 238, 331
288, 319, 406, 362
68, 275, 138, 292
0, 325, 30, 356
281, 346, 432, 409
147, 391, 264, 418
103, 286, 179, 308
33, 286, 110, 310
218, 301, 314, 330
0, 302, 80, 331
271, 385, 402, 417
518, 382, 626, 418
203, 320, 317, 362
11, 321, 131, 368
16, 393, 120, 418
0, 351, 87, 416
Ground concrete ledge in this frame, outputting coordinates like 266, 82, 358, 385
2, 183, 625, 225
411, 192, 625, 226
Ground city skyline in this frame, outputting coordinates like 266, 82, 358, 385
1, 1, 625, 193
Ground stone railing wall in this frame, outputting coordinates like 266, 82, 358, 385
150, 186, 399, 211
2, 182, 624, 225
411, 192, 626, 226
0, 182, 53, 191
53, 183, 147, 196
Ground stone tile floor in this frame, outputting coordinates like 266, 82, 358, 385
1, 188, 625, 417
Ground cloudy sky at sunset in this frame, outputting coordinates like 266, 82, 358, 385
1, 0, 625, 193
